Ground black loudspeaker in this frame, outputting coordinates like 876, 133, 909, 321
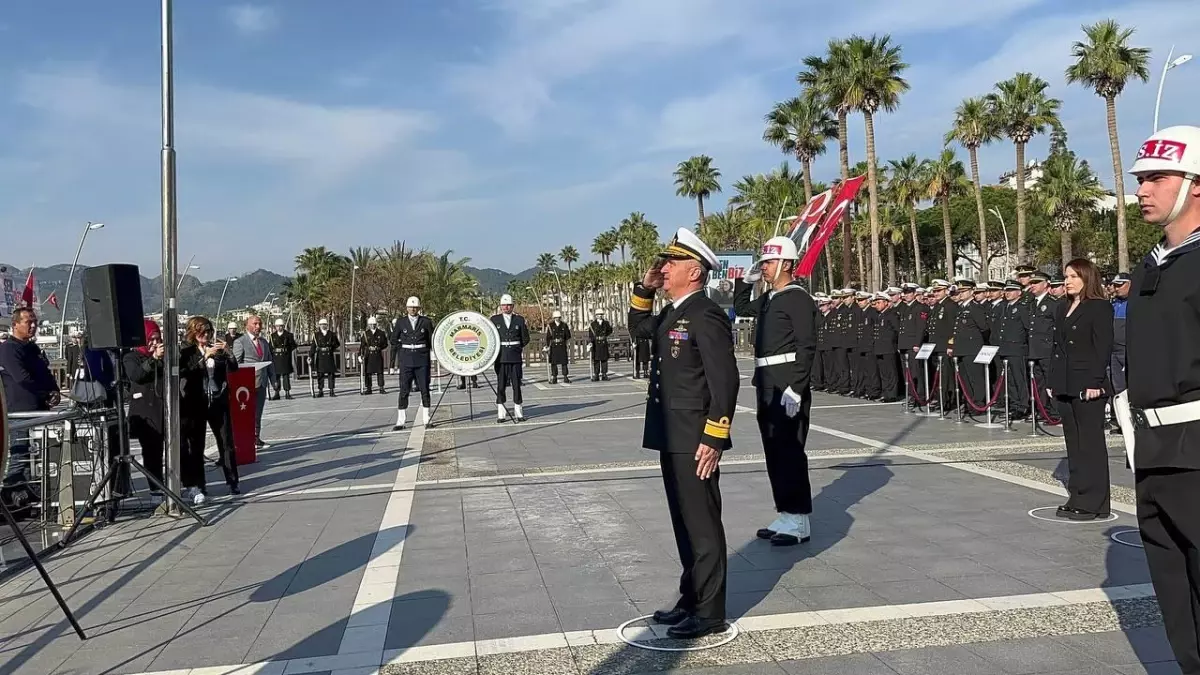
81, 264, 146, 350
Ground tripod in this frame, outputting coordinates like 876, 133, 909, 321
59, 351, 207, 549
427, 370, 512, 427
1, 500, 86, 638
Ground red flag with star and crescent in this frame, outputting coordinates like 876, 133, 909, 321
46, 292, 59, 310
797, 175, 867, 277
19, 270, 35, 309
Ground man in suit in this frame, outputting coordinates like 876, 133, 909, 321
269, 319, 297, 400
896, 283, 928, 406
927, 280, 958, 411
629, 228, 738, 640
950, 279, 989, 417
232, 314, 274, 449
1027, 272, 1058, 416
588, 309, 613, 381
392, 296, 434, 429
492, 294, 530, 422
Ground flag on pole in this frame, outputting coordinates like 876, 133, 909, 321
787, 188, 836, 252
797, 175, 867, 277
47, 292, 60, 310
19, 270, 35, 309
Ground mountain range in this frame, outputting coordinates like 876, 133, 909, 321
0, 262, 540, 322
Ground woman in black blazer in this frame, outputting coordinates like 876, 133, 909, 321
179, 316, 241, 503
1048, 258, 1114, 520
122, 319, 167, 491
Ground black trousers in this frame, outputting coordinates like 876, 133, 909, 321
1057, 395, 1110, 514
957, 359, 986, 412
934, 354, 955, 409
811, 350, 825, 389
458, 375, 479, 388
550, 362, 569, 379
755, 389, 813, 514
1136, 468, 1200, 674
398, 364, 431, 408
127, 415, 164, 485
876, 353, 898, 400
1002, 357, 1030, 415
181, 397, 238, 491
591, 359, 609, 377
859, 351, 879, 397
821, 349, 835, 390
364, 371, 385, 393
316, 372, 337, 393
660, 451, 726, 621
496, 362, 523, 404
272, 373, 292, 392
1031, 359, 1056, 417
832, 348, 850, 393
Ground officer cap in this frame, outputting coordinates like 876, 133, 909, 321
407, 296, 421, 308
972, 284, 988, 294
499, 294, 514, 306
901, 283, 919, 292
841, 287, 857, 295
954, 277, 977, 289
1049, 276, 1064, 287
659, 228, 719, 271
318, 318, 329, 325
930, 278, 951, 289
367, 316, 377, 325
274, 318, 285, 327
595, 308, 605, 315
987, 280, 1006, 290
885, 286, 902, 295
872, 292, 889, 302
227, 321, 238, 329
916, 287, 928, 294
1004, 279, 1022, 291
552, 309, 562, 318
1111, 272, 1131, 285
813, 292, 829, 300
855, 291, 872, 300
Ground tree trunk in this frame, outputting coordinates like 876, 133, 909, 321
856, 238, 866, 286
1060, 228, 1072, 269
696, 196, 705, 227
838, 109, 852, 286
941, 195, 955, 279
825, 248, 836, 293
969, 146, 990, 281
801, 158, 814, 203
1015, 142, 1028, 263
864, 112, 882, 291
908, 207, 923, 283
887, 242, 896, 286
1106, 95, 1129, 272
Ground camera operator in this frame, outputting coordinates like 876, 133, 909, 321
122, 320, 166, 493
180, 316, 241, 504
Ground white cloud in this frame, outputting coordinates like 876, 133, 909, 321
649, 77, 773, 154
224, 4, 277, 36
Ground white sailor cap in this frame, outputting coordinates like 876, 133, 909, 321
659, 228, 719, 271
813, 292, 829, 300
872, 292, 890, 302
318, 318, 329, 325
274, 318, 285, 327
855, 291, 872, 300
552, 310, 562, 318
227, 321, 238, 329
367, 316, 377, 325
885, 286, 902, 295
930, 279, 951, 289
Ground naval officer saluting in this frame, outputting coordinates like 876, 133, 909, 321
629, 228, 739, 639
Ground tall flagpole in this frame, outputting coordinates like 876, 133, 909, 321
160, 0, 182, 515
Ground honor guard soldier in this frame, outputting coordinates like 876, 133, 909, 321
1027, 272, 1058, 413
872, 293, 901, 402
313, 318, 341, 397
361, 316, 390, 395
811, 293, 830, 391
634, 332, 652, 379
225, 321, 240, 344
996, 280, 1032, 420
927, 280, 958, 409
897, 283, 929, 405
854, 292, 876, 398
1124, 126, 1200, 674
492, 294, 530, 422
269, 318, 297, 400
949, 279, 989, 414
835, 290, 857, 395
392, 297, 433, 429
630, 228, 738, 639
588, 309, 613, 380
545, 310, 572, 384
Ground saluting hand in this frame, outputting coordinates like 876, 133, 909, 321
643, 265, 664, 290
695, 443, 721, 480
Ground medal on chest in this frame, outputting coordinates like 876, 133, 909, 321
668, 319, 689, 358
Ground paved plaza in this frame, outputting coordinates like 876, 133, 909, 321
0, 358, 1180, 675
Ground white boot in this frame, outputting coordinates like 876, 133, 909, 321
514, 404, 525, 422
394, 408, 407, 430
769, 513, 810, 546
757, 514, 789, 540
419, 406, 430, 425
497, 404, 507, 422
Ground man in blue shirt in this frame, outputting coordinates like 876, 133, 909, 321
1110, 273, 1130, 395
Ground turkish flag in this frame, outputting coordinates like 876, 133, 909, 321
19, 271, 34, 309
46, 292, 59, 310
787, 188, 835, 252
227, 367, 258, 465
797, 175, 867, 277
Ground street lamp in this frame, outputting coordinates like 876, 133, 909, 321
58, 221, 105, 357
987, 208, 1013, 277
176, 256, 199, 291
216, 276, 237, 318
1155, 46, 1193, 132
348, 265, 360, 338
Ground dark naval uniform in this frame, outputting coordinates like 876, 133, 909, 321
897, 298, 929, 404
873, 304, 901, 401
492, 312, 530, 412
830, 301, 852, 394
929, 296, 958, 408
812, 309, 829, 391
635, 335, 652, 378
732, 278, 817, 525
269, 328, 297, 399
1028, 291, 1058, 414
995, 300, 1031, 418
545, 320, 572, 383
360, 326, 390, 394
588, 317, 613, 380
630, 282, 738, 628
951, 299, 990, 412
312, 328, 341, 397
856, 304, 877, 398
391, 314, 434, 409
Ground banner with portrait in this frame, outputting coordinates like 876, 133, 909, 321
707, 253, 754, 308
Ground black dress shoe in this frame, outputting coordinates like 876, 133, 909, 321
756, 527, 775, 540
457, 384, 467, 390
550, 378, 557, 384
229, 485, 241, 495
564, 377, 571, 383
285, 393, 293, 400
667, 615, 728, 639
651, 607, 690, 625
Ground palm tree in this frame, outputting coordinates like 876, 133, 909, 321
673, 155, 722, 225
987, 73, 1062, 263
843, 33, 910, 292
591, 231, 617, 264
617, 212, 651, 263
763, 96, 838, 202
799, 40, 854, 284
698, 206, 750, 251
1066, 20, 1151, 273
559, 245, 579, 273
880, 209, 906, 285
536, 252, 557, 271
946, 97, 1000, 280
887, 154, 930, 284
926, 148, 970, 279
423, 252, 477, 319
1037, 150, 1105, 267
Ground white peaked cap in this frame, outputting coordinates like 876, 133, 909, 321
757, 236, 799, 262
406, 296, 420, 308
500, 294, 514, 305
595, 308, 604, 314
227, 322, 237, 329
552, 310, 562, 318
659, 228, 719, 270
274, 319, 284, 326
318, 318, 329, 325
367, 316, 377, 325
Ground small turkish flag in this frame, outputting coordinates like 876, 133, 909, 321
47, 292, 59, 310
19, 271, 34, 309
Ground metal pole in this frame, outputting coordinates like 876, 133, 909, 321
937, 356, 946, 419
954, 357, 964, 424
175, 254, 196, 292
1003, 358, 1012, 432
923, 357, 932, 416
902, 353, 912, 414
160, 0, 182, 516
984, 365, 993, 426
58, 222, 99, 358
216, 277, 233, 318
1028, 360, 1041, 437
348, 266, 357, 341
1155, 46, 1175, 133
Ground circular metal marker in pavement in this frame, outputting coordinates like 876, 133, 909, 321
1110, 528, 1144, 548
1028, 506, 1119, 524
616, 615, 739, 652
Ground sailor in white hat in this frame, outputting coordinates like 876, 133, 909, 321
491, 293, 529, 422
225, 320, 241, 344
870, 292, 902, 402
393, 296, 434, 430
313, 318, 340, 397
925, 279, 957, 408
270, 317, 298, 400
588, 308, 614, 380
360, 315, 389, 395
731, 235, 818, 547
544, 309, 572, 384
630, 227, 738, 639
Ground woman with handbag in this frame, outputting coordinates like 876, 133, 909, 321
1048, 258, 1114, 520
179, 316, 240, 504
122, 319, 166, 493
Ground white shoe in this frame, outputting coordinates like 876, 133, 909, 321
514, 404, 525, 421
193, 490, 207, 506
394, 409, 407, 430
769, 513, 810, 546
419, 406, 430, 425
497, 404, 507, 422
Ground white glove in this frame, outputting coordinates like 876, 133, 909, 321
781, 386, 803, 418
746, 270, 762, 283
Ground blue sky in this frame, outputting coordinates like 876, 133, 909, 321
1, 0, 1196, 280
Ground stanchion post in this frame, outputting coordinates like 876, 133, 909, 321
308, 356, 315, 398
938, 356, 947, 420
923, 357, 933, 416
954, 357, 965, 424
1003, 358, 1013, 432
1028, 360, 1040, 437
902, 353, 912, 414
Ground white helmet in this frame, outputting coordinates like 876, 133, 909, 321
318, 318, 329, 326
500, 294, 514, 305
595, 309, 604, 315
227, 321, 237, 330
406, 296, 420, 308
1129, 126, 1200, 225
274, 319, 284, 327
757, 236, 799, 262
552, 310, 562, 318
367, 316, 377, 325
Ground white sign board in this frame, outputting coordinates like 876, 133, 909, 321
974, 346, 999, 365
915, 343, 936, 361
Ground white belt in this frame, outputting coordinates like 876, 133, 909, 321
754, 353, 796, 368
1131, 399, 1200, 429
501, 341, 521, 346
402, 344, 426, 349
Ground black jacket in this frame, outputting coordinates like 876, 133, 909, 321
929, 298, 958, 353
1028, 293, 1058, 360
270, 330, 298, 376
491, 313, 530, 364
732, 279, 816, 400
896, 301, 928, 351
179, 343, 240, 411
0, 338, 58, 412
391, 315, 434, 367
122, 351, 165, 430
994, 300, 1031, 359
951, 301, 989, 359
1048, 298, 1113, 396
873, 307, 901, 355
630, 285, 739, 453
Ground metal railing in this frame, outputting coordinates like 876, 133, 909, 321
5, 407, 114, 527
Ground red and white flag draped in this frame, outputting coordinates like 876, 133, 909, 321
19, 270, 35, 309
784, 175, 867, 278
